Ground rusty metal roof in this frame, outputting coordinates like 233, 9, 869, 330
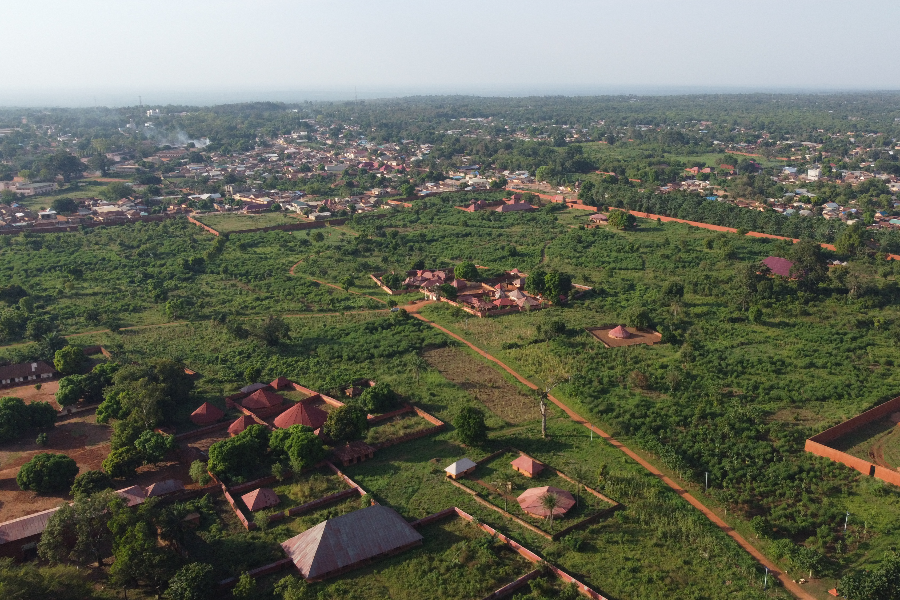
281, 505, 422, 580
0, 507, 60, 544
145, 479, 184, 497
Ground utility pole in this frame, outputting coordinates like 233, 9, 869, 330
763, 567, 768, 590
705, 471, 708, 492
844, 512, 850, 532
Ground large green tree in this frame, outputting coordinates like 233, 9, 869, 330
17, 453, 78, 494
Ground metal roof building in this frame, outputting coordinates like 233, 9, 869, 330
281, 505, 423, 581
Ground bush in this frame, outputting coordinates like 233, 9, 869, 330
323, 405, 368, 442
164, 562, 215, 600
454, 262, 479, 281
189, 460, 211, 485
102, 446, 143, 479
54, 345, 86, 376
35, 432, 48, 446
454, 406, 487, 446
71, 470, 113, 496
269, 425, 326, 473
207, 424, 269, 481
0, 397, 56, 443
17, 453, 79, 494
357, 382, 399, 413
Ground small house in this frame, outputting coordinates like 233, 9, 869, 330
190, 402, 224, 426
511, 455, 544, 478
445, 458, 477, 479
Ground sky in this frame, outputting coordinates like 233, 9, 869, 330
2, 0, 899, 106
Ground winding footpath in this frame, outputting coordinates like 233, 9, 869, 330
408, 304, 817, 600
288, 258, 388, 305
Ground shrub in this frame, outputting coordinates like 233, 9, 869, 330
207, 424, 269, 481
35, 432, 48, 446
454, 406, 487, 446
454, 262, 479, 281
269, 425, 326, 473
17, 453, 79, 494
71, 470, 113, 496
323, 405, 368, 442
189, 460, 211, 485
164, 562, 215, 600
357, 382, 399, 413
102, 446, 143, 479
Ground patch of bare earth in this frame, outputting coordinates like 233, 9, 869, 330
1, 381, 62, 409
423, 346, 538, 424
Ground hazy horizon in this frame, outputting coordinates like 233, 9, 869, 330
2, 0, 899, 108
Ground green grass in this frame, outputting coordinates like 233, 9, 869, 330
195, 211, 304, 233
364, 413, 435, 445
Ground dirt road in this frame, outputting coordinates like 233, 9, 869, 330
410, 310, 817, 600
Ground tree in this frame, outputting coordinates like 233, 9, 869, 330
190, 460, 211, 485
524, 267, 547, 296
454, 262, 479, 281
0, 558, 97, 599
207, 424, 270, 481
110, 519, 176, 596
269, 425, 326, 473
88, 154, 111, 177
0, 189, 17, 205
323, 405, 368, 442
838, 552, 900, 600
357, 382, 399, 413
0, 396, 54, 442
254, 315, 290, 346
539, 492, 560, 530
71, 470, 112, 497
790, 239, 828, 292
17, 453, 78, 494
38, 490, 124, 567
835, 222, 866, 257
408, 355, 429, 383
793, 546, 823, 579
54, 345, 86, 376
661, 281, 684, 301
51, 198, 79, 214
437, 282, 457, 300
607, 210, 636, 229
232, 572, 256, 599
55, 375, 84, 407
102, 446, 143, 479
164, 563, 215, 600
453, 406, 487, 445
543, 271, 572, 302
398, 182, 416, 198
624, 306, 652, 329
49, 151, 84, 183
134, 430, 176, 465
100, 182, 133, 202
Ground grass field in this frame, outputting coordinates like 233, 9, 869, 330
195, 211, 305, 232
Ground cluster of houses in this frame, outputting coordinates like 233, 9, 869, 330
379, 268, 545, 316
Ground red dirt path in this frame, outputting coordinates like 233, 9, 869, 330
410, 309, 817, 600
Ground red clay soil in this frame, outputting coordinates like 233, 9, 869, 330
1, 381, 62, 409
410, 311, 817, 600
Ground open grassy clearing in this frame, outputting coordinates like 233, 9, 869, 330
364, 412, 435, 445
194, 211, 304, 232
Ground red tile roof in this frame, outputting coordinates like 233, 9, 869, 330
517, 486, 575, 518
242, 389, 285, 410
763, 256, 794, 278
190, 402, 224, 425
270, 376, 292, 390
145, 479, 184, 498
281, 505, 423, 580
274, 402, 328, 430
228, 415, 257, 436
510, 455, 544, 477
608, 325, 631, 339
241, 487, 280, 511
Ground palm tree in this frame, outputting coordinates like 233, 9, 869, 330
539, 492, 559, 530
408, 355, 429, 383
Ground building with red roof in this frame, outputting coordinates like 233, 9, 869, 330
190, 402, 224, 426
270, 376, 292, 390
274, 402, 328, 430
241, 488, 280, 512
762, 256, 795, 278
517, 486, 575, 518
281, 505, 423, 581
608, 325, 631, 339
242, 389, 285, 411
228, 415, 258, 437
510, 455, 544, 478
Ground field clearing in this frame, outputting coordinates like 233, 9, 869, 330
365, 412, 435, 445
195, 211, 305, 232
423, 346, 538, 424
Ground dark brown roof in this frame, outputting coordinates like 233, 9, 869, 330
281, 505, 422, 580
332, 441, 375, 462
145, 479, 184, 498
0, 361, 55, 381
